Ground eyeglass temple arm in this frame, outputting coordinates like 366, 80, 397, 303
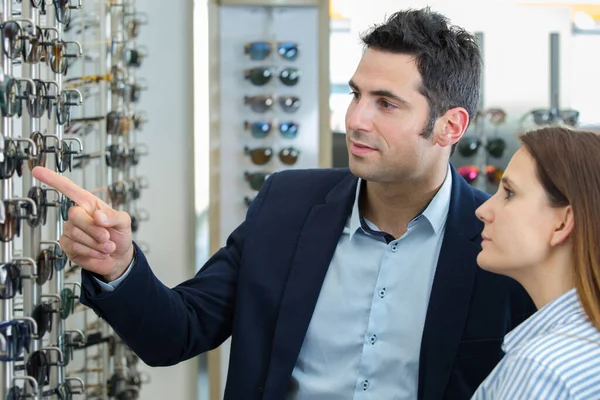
40, 346, 64, 365
11, 316, 39, 338
11, 137, 37, 157
65, 328, 86, 344
42, 134, 63, 151
40, 187, 60, 205
7, 197, 37, 218
11, 17, 37, 35
63, 41, 83, 57
62, 88, 83, 105
11, 256, 38, 278
63, 137, 83, 154
40, 293, 62, 313
12, 376, 40, 396
39, 26, 60, 41
66, 376, 85, 393
63, 282, 81, 303
14, 77, 37, 97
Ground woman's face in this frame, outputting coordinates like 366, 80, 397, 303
475, 147, 566, 277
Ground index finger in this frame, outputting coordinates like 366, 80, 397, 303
32, 166, 111, 214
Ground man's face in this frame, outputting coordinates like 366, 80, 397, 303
345, 48, 443, 184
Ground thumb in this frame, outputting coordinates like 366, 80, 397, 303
93, 209, 131, 231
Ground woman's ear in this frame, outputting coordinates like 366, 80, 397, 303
550, 205, 574, 246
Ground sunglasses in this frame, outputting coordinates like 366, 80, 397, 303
60, 194, 75, 221
244, 95, 301, 113
244, 146, 300, 165
0, 198, 38, 243
40, 0, 82, 26
0, 320, 33, 362
129, 209, 150, 234
528, 109, 579, 127
60, 286, 80, 319
243, 121, 299, 139
125, 12, 149, 39
105, 143, 149, 169
244, 67, 301, 86
124, 46, 148, 68
473, 108, 507, 126
0, 137, 37, 179
26, 186, 52, 228
106, 110, 133, 135
458, 137, 506, 158
0, 262, 23, 300
35, 248, 56, 286
58, 330, 85, 367
23, 347, 64, 388
244, 41, 298, 61
457, 165, 504, 186
244, 171, 270, 191
0, 75, 39, 118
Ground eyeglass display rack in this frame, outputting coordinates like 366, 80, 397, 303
452, 32, 580, 195
207, 0, 330, 393
0, 0, 150, 398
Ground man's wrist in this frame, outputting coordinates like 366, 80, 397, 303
102, 244, 135, 283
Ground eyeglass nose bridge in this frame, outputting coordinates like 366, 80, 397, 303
12, 376, 39, 396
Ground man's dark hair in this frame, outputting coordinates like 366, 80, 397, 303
361, 8, 482, 155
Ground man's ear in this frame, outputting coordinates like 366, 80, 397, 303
550, 205, 574, 247
435, 107, 470, 148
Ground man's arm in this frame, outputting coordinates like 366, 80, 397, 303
80, 174, 273, 366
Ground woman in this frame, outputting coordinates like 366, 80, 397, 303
471, 126, 600, 399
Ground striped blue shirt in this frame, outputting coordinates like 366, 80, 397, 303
472, 288, 600, 400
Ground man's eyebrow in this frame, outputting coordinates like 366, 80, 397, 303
348, 80, 410, 105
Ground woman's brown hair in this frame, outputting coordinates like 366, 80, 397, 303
520, 126, 600, 331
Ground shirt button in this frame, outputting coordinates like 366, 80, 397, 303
369, 334, 377, 344
379, 288, 386, 298
391, 244, 398, 252
362, 380, 369, 390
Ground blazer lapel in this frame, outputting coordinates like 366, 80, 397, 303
263, 173, 357, 399
418, 165, 486, 400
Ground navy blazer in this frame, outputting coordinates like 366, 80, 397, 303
81, 166, 536, 400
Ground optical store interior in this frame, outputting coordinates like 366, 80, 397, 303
0, 0, 598, 399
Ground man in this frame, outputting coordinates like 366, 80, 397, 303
34, 8, 535, 400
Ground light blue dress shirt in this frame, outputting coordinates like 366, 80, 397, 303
287, 167, 452, 399
472, 288, 600, 399
94, 258, 134, 291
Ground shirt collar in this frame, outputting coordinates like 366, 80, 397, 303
346, 165, 453, 241
502, 288, 582, 353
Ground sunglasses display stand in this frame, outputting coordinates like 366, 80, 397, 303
213, 0, 330, 243
0, 0, 151, 398
207, 0, 330, 392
